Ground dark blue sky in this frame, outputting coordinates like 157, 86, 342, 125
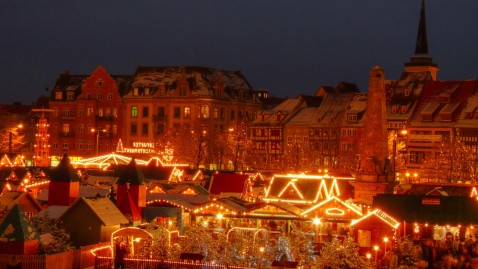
1, 1, 477, 104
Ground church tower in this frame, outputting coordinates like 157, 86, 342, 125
404, 0, 439, 80
351, 66, 396, 202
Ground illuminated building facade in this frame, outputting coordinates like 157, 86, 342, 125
121, 66, 261, 152
48, 67, 130, 163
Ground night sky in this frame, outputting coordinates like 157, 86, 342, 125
1, 1, 477, 104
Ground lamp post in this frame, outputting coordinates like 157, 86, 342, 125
8, 124, 23, 154
383, 237, 389, 254
90, 128, 104, 156
313, 218, 321, 243
259, 246, 265, 268
374, 245, 379, 264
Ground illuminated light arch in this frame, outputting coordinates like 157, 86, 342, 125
109, 227, 155, 258
226, 227, 269, 243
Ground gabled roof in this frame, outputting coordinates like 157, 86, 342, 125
264, 174, 348, 204
208, 173, 248, 197
58, 197, 129, 226
351, 209, 400, 229
0, 191, 43, 212
300, 196, 363, 219
0, 204, 39, 242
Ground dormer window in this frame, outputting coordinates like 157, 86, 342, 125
67, 92, 74, 100
55, 91, 62, 100
391, 105, 399, 113
133, 88, 139, 96
401, 105, 408, 113
347, 114, 357, 123
144, 88, 150, 96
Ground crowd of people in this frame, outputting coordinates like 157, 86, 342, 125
388, 232, 478, 269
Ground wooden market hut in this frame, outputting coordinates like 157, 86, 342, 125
0, 190, 43, 217
208, 173, 249, 199
0, 204, 39, 254
56, 197, 129, 248
372, 194, 478, 237
350, 209, 400, 255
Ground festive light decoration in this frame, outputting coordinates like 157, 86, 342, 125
264, 173, 341, 204
301, 196, 363, 218
351, 209, 400, 229
71, 152, 149, 168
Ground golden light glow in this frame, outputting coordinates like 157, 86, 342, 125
351, 209, 400, 229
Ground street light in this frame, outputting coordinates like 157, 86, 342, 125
313, 218, 321, 243
393, 129, 408, 182
9, 124, 23, 154
383, 237, 389, 254
259, 246, 265, 268
374, 245, 379, 264
90, 128, 105, 156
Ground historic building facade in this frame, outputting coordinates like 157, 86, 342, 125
48, 67, 130, 163
121, 66, 262, 151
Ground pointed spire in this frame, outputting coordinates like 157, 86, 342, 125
116, 157, 145, 185
404, 0, 438, 80
415, 0, 428, 55
49, 154, 80, 182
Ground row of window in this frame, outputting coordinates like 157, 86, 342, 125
54, 107, 118, 117
53, 124, 117, 134
52, 143, 112, 151
54, 91, 114, 101
130, 105, 249, 121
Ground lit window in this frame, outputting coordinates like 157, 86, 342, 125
184, 107, 191, 118
87, 107, 94, 116
55, 91, 62, 100
62, 124, 70, 134
201, 105, 209, 118
131, 106, 138, 117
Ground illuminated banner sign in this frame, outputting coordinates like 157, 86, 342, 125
116, 139, 156, 154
